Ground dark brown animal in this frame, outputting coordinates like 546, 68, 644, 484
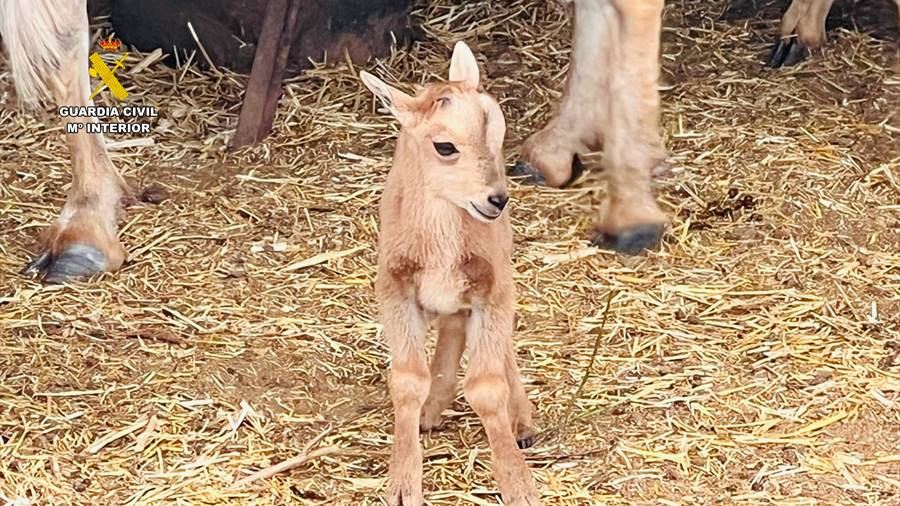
108, 0, 414, 73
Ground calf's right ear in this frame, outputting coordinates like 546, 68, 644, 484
449, 41, 480, 90
360, 71, 415, 125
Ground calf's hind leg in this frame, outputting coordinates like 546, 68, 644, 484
420, 314, 466, 431
505, 349, 536, 449
420, 314, 537, 449
1, 0, 127, 283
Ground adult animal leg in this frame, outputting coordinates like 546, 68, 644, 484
591, 0, 668, 254
516, 0, 613, 188
1, 0, 128, 283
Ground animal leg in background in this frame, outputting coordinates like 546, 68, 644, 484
594, 0, 668, 254
518, 0, 667, 255
768, 0, 837, 67
515, 0, 613, 188
1, 0, 127, 283
419, 313, 536, 451
505, 345, 536, 450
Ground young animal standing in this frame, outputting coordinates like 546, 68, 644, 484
362, 42, 541, 506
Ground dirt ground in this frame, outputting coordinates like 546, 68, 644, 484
1, 0, 898, 505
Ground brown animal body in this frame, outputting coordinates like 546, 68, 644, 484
362, 42, 540, 505
108, 0, 414, 73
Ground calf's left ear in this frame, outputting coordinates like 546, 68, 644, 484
449, 41, 480, 90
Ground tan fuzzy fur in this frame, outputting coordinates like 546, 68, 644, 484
362, 42, 540, 506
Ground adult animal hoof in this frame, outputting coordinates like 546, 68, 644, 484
767, 36, 807, 68
21, 243, 110, 284
508, 155, 584, 188
591, 223, 665, 256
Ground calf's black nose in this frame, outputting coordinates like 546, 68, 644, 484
488, 193, 509, 211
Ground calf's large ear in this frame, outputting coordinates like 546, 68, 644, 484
360, 71, 415, 125
449, 41, 480, 90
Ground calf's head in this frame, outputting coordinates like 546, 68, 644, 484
361, 42, 508, 222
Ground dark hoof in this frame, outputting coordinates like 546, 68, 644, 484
515, 425, 536, 450
138, 183, 170, 204
767, 36, 807, 68
517, 434, 535, 450
21, 243, 109, 284
591, 223, 665, 255
566, 155, 585, 187
508, 155, 584, 188
508, 160, 547, 186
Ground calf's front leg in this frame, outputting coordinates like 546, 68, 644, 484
381, 291, 430, 506
465, 305, 540, 506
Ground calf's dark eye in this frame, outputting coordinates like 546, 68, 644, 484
433, 142, 458, 156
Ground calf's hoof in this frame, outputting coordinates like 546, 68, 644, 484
591, 223, 665, 256
767, 36, 807, 68
516, 428, 536, 450
501, 482, 542, 506
419, 401, 444, 432
385, 477, 424, 506
22, 243, 112, 284
508, 155, 584, 188
512, 416, 536, 449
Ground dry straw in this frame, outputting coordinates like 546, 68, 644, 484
1, 0, 898, 504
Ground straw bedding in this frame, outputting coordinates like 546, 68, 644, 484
0, 0, 898, 504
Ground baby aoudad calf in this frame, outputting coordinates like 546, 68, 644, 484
361, 42, 541, 506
